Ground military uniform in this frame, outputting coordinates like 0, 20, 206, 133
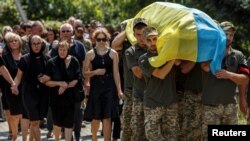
125, 44, 147, 141
202, 47, 248, 141
120, 40, 134, 141
139, 51, 178, 141
182, 64, 202, 141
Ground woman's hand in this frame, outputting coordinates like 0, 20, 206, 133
58, 81, 68, 95
94, 68, 106, 75
11, 83, 19, 95
38, 74, 50, 84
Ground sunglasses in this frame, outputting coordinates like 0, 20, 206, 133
61, 30, 71, 33
96, 38, 108, 42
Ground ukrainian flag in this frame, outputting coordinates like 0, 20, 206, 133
126, 2, 226, 74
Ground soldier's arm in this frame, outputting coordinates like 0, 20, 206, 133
152, 60, 175, 80
111, 31, 126, 51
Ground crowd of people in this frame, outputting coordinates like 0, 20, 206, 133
0, 15, 249, 141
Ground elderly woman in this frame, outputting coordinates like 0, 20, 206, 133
45, 40, 81, 141
1, 32, 24, 141
13, 35, 50, 141
83, 27, 123, 141
0, 48, 16, 140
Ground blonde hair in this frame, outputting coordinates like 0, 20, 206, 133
5, 32, 22, 50
58, 40, 69, 49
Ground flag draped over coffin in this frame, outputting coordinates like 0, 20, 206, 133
125, 2, 226, 74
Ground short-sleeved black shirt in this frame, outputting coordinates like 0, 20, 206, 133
139, 52, 176, 107
202, 48, 248, 105
125, 45, 147, 99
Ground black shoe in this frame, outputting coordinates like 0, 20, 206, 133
0, 118, 5, 122
61, 132, 65, 139
46, 130, 53, 138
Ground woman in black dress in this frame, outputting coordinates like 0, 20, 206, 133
83, 27, 123, 141
12, 35, 50, 141
45, 40, 81, 141
2, 32, 23, 141
0, 48, 16, 140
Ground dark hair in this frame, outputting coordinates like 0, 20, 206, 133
133, 23, 147, 30
92, 27, 111, 40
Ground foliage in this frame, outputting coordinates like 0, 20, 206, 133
0, 0, 249, 55
75, 0, 164, 25
179, 0, 250, 56
0, 0, 21, 27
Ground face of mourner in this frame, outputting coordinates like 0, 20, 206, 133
58, 45, 69, 59
60, 27, 73, 41
95, 33, 108, 48
225, 28, 235, 47
31, 37, 42, 53
8, 38, 21, 51
145, 35, 158, 52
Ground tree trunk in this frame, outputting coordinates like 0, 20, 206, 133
15, 0, 28, 22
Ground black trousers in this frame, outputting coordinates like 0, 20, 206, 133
74, 102, 83, 141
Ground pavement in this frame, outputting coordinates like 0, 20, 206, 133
0, 120, 106, 141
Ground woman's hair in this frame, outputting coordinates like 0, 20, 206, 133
28, 35, 46, 53
58, 40, 69, 49
92, 27, 111, 40
4, 32, 22, 50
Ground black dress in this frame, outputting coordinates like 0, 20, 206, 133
18, 53, 50, 121
2, 52, 22, 115
0, 57, 9, 110
45, 56, 81, 128
84, 48, 119, 121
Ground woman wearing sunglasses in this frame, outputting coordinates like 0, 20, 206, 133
83, 27, 123, 141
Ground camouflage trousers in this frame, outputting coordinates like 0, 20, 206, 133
202, 104, 237, 141
182, 91, 202, 141
176, 91, 184, 141
144, 103, 178, 141
121, 88, 133, 141
130, 96, 147, 141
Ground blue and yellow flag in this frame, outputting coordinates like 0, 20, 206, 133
126, 2, 226, 74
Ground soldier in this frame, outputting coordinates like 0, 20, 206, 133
139, 27, 179, 141
111, 20, 133, 141
201, 21, 249, 141
125, 18, 148, 141
180, 62, 202, 141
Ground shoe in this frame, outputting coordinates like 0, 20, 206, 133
61, 132, 65, 139
46, 130, 53, 138
100, 130, 103, 136
0, 118, 5, 122
7, 133, 12, 140
81, 122, 86, 128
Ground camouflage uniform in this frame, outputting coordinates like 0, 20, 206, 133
202, 21, 249, 141
175, 67, 186, 141
139, 27, 178, 141
121, 39, 134, 141
202, 104, 237, 140
182, 65, 202, 141
183, 91, 202, 141
144, 103, 178, 141
125, 18, 148, 141
126, 44, 147, 141
121, 88, 133, 141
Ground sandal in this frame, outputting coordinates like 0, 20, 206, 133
7, 133, 12, 140
46, 130, 53, 138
